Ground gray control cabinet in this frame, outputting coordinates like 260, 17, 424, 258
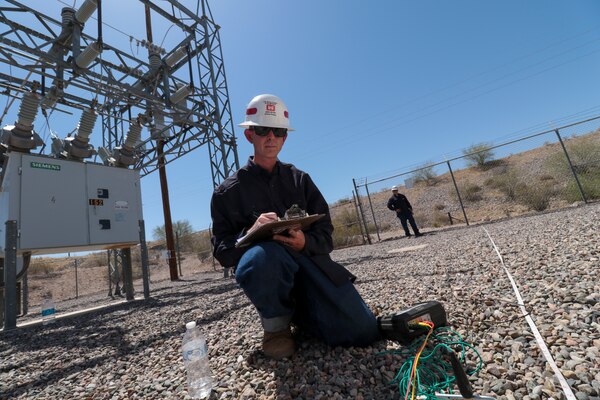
0, 153, 143, 255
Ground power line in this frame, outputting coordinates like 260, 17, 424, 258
297, 23, 600, 148
298, 42, 600, 165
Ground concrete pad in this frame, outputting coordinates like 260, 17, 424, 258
387, 244, 428, 254
14, 296, 143, 329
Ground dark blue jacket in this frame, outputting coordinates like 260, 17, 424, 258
387, 193, 413, 215
211, 157, 355, 286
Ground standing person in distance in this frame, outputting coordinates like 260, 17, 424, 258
387, 186, 422, 238
210, 94, 380, 360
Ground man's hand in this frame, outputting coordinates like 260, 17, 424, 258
274, 228, 305, 252
250, 212, 278, 231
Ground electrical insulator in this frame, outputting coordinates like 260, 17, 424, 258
75, 0, 98, 24
76, 42, 102, 69
40, 86, 62, 110
16, 91, 41, 132
75, 108, 98, 141
124, 121, 142, 150
1, 91, 43, 151
170, 84, 193, 105
151, 110, 167, 139
61, 7, 75, 26
164, 46, 187, 68
149, 53, 162, 71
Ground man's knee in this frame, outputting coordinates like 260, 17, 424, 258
236, 242, 295, 284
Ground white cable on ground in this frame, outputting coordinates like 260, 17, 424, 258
483, 227, 576, 400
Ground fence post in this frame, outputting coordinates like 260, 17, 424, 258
352, 190, 367, 245
353, 179, 372, 245
107, 251, 112, 298
555, 129, 588, 204
3, 220, 18, 330
138, 220, 150, 299
22, 260, 28, 316
74, 258, 79, 299
208, 225, 226, 275
175, 231, 182, 277
364, 179, 381, 242
121, 248, 134, 301
447, 212, 453, 225
446, 161, 469, 226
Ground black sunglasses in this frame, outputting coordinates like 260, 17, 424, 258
251, 126, 287, 138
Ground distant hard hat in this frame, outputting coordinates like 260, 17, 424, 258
238, 94, 294, 131
391, 186, 398, 191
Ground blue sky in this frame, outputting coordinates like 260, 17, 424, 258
3, 1, 600, 238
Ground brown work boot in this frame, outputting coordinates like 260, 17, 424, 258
262, 327, 295, 360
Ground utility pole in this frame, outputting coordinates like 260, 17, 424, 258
145, 5, 178, 281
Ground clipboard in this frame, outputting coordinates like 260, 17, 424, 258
235, 214, 325, 248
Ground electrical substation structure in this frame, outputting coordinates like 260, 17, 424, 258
0, 0, 239, 330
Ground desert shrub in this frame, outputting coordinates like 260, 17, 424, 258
546, 134, 600, 177
189, 231, 213, 261
334, 197, 351, 206
485, 169, 521, 200
462, 183, 483, 202
411, 164, 437, 186
546, 133, 600, 202
432, 211, 450, 228
561, 173, 600, 202
80, 252, 106, 268
411, 211, 430, 229
484, 176, 502, 189
565, 135, 600, 174
28, 259, 53, 276
516, 182, 554, 211
331, 209, 370, 248
153, 220, 197, 251
463, 143, 495, 168
450, 182, 482, 203
539, 174, 555, 182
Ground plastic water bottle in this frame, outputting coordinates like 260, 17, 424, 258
41, 297, 56, 325
182, 321, 212, 399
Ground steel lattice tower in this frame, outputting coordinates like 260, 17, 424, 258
0, 0, 239, 183
0, 0, 239, 302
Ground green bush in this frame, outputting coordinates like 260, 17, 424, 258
561, 173, 600, 202
28, 259, 53, 276
463, 143, 495, 168
432, 211, 451, 228
462, 183, 482, 202
331, 209, 369, 248
411, 164, 437, 186
334, 197, 352, 206
188, 231, 213, 261
485, 169, 521, 200
539, 174, 555, 182
80, 252, 106, 269
516, 182, 554, 211
546, 133, 600, 177
450, 182, 482, 203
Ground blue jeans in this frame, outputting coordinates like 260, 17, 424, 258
235, 242, 380, 347
398, 212, 420, 236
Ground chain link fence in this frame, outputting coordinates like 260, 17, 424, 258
351, 116, 600, 242
10, 115, 599, 322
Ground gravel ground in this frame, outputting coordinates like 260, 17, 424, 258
1, 203, 599, 399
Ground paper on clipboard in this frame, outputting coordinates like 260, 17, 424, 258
235, 214, 326, 248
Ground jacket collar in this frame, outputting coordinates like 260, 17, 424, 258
246, 156, 281, 176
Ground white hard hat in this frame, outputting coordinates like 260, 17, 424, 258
238, 94, 294, 131
391, 186, 398, 191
